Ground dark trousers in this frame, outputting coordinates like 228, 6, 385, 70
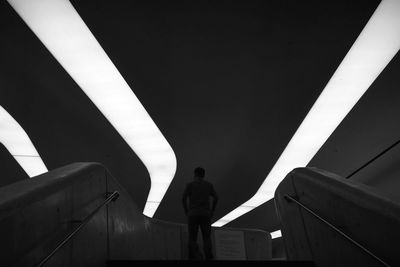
188, 215, 213, 260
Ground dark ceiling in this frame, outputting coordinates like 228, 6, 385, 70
3, 0, 400, 232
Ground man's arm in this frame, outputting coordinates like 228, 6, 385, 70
210, 185, 218, 215
182, 185, 189, 216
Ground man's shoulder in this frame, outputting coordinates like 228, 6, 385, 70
204, 180, 214, 186
202, 180, 215, 189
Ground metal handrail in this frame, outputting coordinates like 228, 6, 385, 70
284, 194, 390, 266
37, 191, 120, 267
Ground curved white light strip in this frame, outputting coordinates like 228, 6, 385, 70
213, 0, 400, 227
0, 105, 48, 177
7, 0, 177, 217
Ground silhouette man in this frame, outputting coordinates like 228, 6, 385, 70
182, 167, 218, 260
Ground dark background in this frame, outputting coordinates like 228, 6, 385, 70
2, 0, 400, 232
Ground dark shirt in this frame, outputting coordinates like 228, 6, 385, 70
182, 179, 218, 216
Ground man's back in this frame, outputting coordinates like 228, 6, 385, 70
183, 180, 217, 216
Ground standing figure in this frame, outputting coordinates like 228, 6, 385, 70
182, 167, 218, 260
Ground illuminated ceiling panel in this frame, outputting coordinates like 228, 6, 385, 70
7, 0, 177, 217
213, 0, 400, 227
0, 105, 48, 177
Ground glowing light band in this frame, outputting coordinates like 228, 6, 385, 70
213, 0, 400, 227
8, 0, 177, 217
0, 105, 47, 177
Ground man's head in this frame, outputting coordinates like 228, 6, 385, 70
194, 167, 205, 179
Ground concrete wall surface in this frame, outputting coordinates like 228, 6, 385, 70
274, 167, 400, 266
0, 162, 271, 266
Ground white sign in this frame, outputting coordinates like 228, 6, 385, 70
214, 230, 246, 260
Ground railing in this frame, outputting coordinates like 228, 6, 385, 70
37, 191, 120, 267
284, 194, 390, 266
0, 163, 272, 264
